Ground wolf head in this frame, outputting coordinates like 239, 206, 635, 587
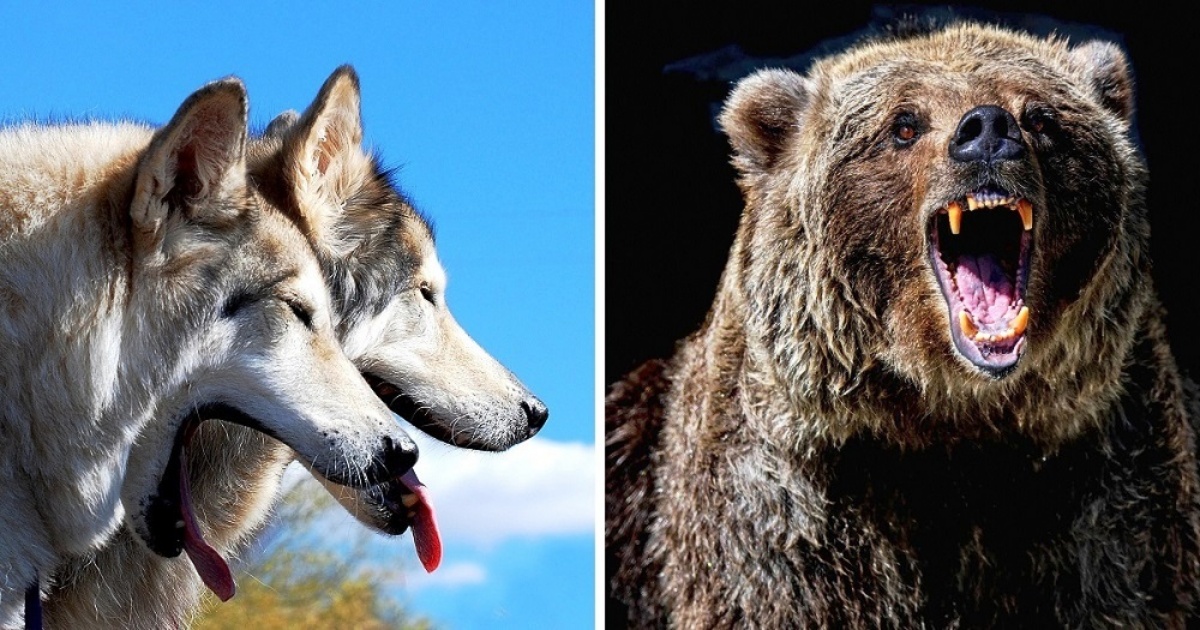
241, 67, 549, 543
252, 66, 549, 452
120, 78, 420, 587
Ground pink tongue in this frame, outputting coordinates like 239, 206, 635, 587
955, 253, 1015, 325
399, 469, 442, 573
179, 430, 236, 601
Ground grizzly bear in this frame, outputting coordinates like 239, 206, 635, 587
607, 22, 1200, 628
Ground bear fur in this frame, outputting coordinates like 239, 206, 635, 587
606, 22, 1200, 628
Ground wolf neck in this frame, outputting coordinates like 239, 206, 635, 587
0, 124, 188, 557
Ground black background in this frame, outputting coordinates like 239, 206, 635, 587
604, 2, 1200, 388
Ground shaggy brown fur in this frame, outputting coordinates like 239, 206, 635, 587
607, 23, 1200, 628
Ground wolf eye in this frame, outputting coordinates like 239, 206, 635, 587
285, 299, 314, 330
419, 282, 435, 305
892, 114, 921, 147
221, 292, 254, 318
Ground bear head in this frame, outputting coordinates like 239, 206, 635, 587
718, 23, 1150, 446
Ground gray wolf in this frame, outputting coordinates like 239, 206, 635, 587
607, 22, 1200, 627
43, 66, 548, 628
0, 77, 419, 627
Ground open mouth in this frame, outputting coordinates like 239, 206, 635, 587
142, 410, 237, 601
928, 187, 1034, 376
368, 470, 443, 572
145, 405, 442, 601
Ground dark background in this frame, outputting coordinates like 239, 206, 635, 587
604, 2, 1199, 388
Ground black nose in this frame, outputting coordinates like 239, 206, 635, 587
522, 397, 549, 438
379, 433, 419, 477
949, 105, 1025, 164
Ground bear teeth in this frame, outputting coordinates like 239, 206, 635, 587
958, 305, 1030, 344
1012, 305, 1029, 336
1016, 199, 1033, 230
948, 201, 963, 235
945, 195, 1032, 232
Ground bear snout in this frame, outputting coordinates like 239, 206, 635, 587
950, 105, 1026, 165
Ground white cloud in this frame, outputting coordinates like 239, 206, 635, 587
393, 561, 488, 592
282, 436, 595, 548
405, 434, 595, 547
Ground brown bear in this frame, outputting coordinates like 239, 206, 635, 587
607, 21, 1200, 628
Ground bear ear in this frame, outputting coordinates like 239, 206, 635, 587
719, 68, 811, 176
1070, 40, 1135, 123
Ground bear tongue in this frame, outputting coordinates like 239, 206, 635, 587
179, 434, 236, 601
399, 469, 442, 573
955, 252, 1015, 325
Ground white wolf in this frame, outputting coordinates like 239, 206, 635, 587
0, 77, 421, 627
44, 67, 548, 628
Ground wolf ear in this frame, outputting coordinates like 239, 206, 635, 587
131, 78, 249, 239
719, 68, 811, 178
1071, 40, 1135, 123
282, 65, 372, 242
264, 109, 300, 139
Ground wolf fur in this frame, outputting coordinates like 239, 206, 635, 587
43, 66, 547, 628
0, 78, 418, 627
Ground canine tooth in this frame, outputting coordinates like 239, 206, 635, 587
1012, 306, 1030, 336
948, 201, 963, 235
959, 311, 978, 338
966, 194, 979, 211
1017, 199, 1033, 231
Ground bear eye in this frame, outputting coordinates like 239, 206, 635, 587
891, 113, 921, 147
1023, 107, 1058, 135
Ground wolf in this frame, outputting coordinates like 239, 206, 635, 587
0, 77, 422, 627
43, 66, 549, 628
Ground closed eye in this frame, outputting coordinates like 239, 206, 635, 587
221, 292, 255, 319
285, 298, 314, 330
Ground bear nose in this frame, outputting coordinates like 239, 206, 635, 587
522, 397, 550, 438
949, 105, 1025, 164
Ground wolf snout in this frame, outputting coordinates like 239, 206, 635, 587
522, 396, 549, 438
360, 431, 420, 485
381, 432, 420, 473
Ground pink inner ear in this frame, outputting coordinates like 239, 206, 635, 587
316, 130, 340, 176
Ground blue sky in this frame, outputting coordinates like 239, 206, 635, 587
0, 2, 595, 628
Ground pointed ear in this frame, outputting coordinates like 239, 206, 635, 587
131, 78, 249, 238
719, 68, 811, 178
1071, 40, 1135, 123
264, 109, 300, 139
282, 65, 372, 241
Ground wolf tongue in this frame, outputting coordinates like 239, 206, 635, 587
399, 469, 442, 573
178, 423, 236, 601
